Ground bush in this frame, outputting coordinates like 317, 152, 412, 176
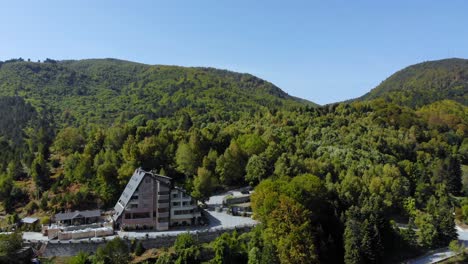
449, 240, 464, 254
6, 213, 19, 226
134, 240, 145, 256
174, 233, 198, 253
174, 233, 201, 263
462, 204, 468, 223
40, 216, 50, 226
39, 192, 49, 210
95, 237, 130, 264
25, 201, 38, 214
69, 251, 90, 264
156, 251, 174, 264
0, 232, 23, 263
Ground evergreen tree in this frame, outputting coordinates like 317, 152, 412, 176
344, 215, 362, 264
30, 153, 49, 191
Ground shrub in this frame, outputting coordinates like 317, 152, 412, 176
25, 201, 39, 214
135, 240, 145, 256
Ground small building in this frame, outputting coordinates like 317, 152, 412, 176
223, 194, 250, 206
20, 217, 39, 231
230, 203, 253, 217
21, 217, 38, 225
54, 210, 101, 226
112, 168, 201, 231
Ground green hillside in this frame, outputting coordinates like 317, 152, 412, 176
0, 58, 308, 126
358, 58, 468, 107
0, 58, 466, 263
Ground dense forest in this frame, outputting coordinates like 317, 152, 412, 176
0, 58, 466, 263
357, 58, 468, 107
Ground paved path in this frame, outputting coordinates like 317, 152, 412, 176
406, 248, 456, 264
117, 210, 257, 239
23, 232, 49, 241
406, 226, 468, 264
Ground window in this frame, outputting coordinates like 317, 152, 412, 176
172, 193, 179, 198
159, 191, 170, 195
182, 201, 190, 206
133, 212, 150, 219
158, 217, 169, 223
158, 208, 169, 213
158, 199, 169, 204
172, 202, 180, 206
124, 212, 150, 219
174, 210, 193, 215
131, 195, 139, 200
129, 204, 138, 209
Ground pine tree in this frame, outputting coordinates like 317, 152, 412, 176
30, 153, 49, 191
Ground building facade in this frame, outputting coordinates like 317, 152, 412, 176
113, 168, 201, 231
170, 187, 200, 226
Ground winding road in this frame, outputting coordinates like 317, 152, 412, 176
406, 226, 468, 264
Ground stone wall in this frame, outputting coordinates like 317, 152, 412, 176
57, 228, 114, 240
32, 226, 253, 257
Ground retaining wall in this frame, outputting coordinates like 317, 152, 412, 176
31, 226, 253, 257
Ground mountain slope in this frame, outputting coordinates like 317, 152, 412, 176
0, 58, 312, 126
0, 58, 465, 262
357, 58, 468, 107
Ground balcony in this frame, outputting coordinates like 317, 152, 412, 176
171, 213, 199, 220
158, 212, 169, 218
178, 205, 196, 211
158, 202, 169, 209
157, 222, 169, 230
180, 195, 192, 201
158, 194, 169, 200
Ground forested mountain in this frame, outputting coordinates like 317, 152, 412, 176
357, 58, 468, 107
0, 57, 466, 263
0, 58, 307, 126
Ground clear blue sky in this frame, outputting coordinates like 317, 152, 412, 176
1, 0, 467, 104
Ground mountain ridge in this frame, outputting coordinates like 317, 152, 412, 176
0, 58, 314, 126
356, 58, 468, 107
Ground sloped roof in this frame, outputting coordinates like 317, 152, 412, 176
112, 168, 173, 221
153, 174, 172, 185
172, 186, 195, 197
54, 210, 101, 221
80, 210, 102, 218
21, 217, 38, 224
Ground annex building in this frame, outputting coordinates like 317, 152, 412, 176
112, 168, 201, 231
